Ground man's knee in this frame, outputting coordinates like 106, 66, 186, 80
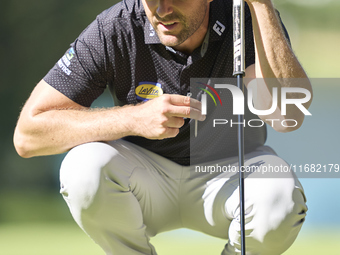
60, 142, 132, 210
225, 172, 307, 254
245, 177, 307, 254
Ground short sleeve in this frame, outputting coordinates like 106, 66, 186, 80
244, 4, 255, 69
44, 16, 110, 107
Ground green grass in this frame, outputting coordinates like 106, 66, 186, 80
1, 189, 340, 255
0, 223, 103, 255
0, 222, 340, 255
152, 227, 340, 255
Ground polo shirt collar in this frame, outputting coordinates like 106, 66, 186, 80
209, 0, 229, 42
144, 19, 162, 44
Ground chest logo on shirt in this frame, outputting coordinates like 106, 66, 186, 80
135, 82, 163, 101
213, 21, 225, 36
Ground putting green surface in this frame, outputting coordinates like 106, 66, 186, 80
0, 222, 339, 255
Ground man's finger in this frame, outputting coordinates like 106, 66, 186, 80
190, 107, 206, 121
168, 94, 201, 110
166, 105, 206, 121
166, 116, 185, 128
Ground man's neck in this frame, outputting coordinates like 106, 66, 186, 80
173, 4, 210, 55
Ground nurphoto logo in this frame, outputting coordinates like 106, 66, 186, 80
195, 79, 312, 129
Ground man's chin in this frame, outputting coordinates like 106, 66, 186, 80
158, 34, 182, 48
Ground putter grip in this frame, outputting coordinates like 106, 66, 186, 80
233, 0, 245, 76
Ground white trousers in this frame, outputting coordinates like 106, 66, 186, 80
60, 140, 307, 255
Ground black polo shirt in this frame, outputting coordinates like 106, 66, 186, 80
44, 0, 289, 165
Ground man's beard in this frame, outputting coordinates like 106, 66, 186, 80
153, 4, 208, 47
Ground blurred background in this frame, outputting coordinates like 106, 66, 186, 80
0, 0, 339, 254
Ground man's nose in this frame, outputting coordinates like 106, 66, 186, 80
156, 0, 174, 18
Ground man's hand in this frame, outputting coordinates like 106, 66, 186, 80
130, 94, 205, 140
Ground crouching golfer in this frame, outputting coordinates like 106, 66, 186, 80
14, 0, 312, 254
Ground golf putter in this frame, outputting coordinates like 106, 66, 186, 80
233, 0, 246, 254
